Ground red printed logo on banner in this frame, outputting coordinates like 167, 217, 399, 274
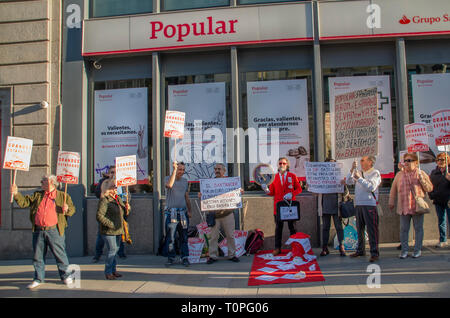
399, 15, 411, 25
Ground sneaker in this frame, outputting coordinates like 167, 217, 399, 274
399, 252, 408, 259
229, 256, 240, 263
63, 276, 73, 286
412, 251, 421, 258
27, 280, 41, 289
182, 258, 190, 267
435, 242, 447, 248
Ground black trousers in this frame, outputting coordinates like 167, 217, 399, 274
274, 215, 297, 249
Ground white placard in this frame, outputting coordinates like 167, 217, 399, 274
94, 88, 148, 184
115, 155, 137, 187
412, 74, 450, 173
405, 123, 429, 153
305, 161, 344, 194
168, 82, 227, 182
3, 136, 33, 171
247, 79, 310, 180
200, 177, 242, 211
188, 237, 207, 264
56, 151, 81, 184
432, 109, 450, 147
164, 110, 185, 139
218, 230, 248, 258
329, 76, 394, 179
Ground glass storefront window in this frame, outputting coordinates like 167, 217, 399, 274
164, 73, 232, 192
239, 0, 303, 5
323, 66, 395, 188
90, 0, 153, 18
240, 70, 313, 192
162, 0, 229, 12
92, 78, 153, 194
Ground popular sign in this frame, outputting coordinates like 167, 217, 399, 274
164, 110, 186, 139
3, 136, 33, 171
200, 177, 242, 211
405, 123, 429, 153
56, 151, 81, 184
115, 155, 137, 187
432, 109, 450, 146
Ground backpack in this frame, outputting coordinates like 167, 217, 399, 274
245, 229, 264, 255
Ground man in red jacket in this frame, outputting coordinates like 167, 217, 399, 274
262, 157, 302, 255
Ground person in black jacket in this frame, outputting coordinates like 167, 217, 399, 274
428, 153, 450, 248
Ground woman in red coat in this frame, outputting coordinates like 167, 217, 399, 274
262, 157, 302, 255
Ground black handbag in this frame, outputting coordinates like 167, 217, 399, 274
276, 200, 300, 222
339, 198, 356, 218
206, 212, 216, 227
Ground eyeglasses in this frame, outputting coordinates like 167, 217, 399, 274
403, 159, 416, 163
436, 159, 445, 162
279, 162, 288, 166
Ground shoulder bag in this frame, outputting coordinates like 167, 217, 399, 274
406, 173, 430, 215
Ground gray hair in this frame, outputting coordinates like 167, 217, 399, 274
214, 163, 226, 172
367, 155, 376, 166
42, 174, 59, 188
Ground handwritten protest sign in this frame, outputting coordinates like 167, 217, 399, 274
334, 87, 378, 160
200, 177, 242, 211
305, 162, 344, 194
115, 155, 137, 187
432, 109, 450, 146
219, 230, 248, 258
3, 136, 33, 171
188, 237, 207, 264
164, 110, 185, 139
405, 123, 429, 153
56, 151, 80, 184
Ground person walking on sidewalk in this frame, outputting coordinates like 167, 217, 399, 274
262, 157, 302, 256
199, 163, 243, 264
96, 179, 130, 280
11, 175, 76, 289
164, 161, 192, 267
428, 152, 450, 248
346, 156, 381, 262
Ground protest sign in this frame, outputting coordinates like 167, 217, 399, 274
305, 162, 344, 194
200, 177, 242, 211
219, 230, 248, 258
164, 110, 185, 139
431, 109, 450, 147
334, 87, 378, 160
188, 237, 207, 264
56, 151, 80, 184
405, 123, 429, 153
115, 155, 137, 187
196, 221, 211, 235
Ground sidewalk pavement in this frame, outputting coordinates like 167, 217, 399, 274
0, 242, 449, 298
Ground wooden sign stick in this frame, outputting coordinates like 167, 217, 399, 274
10, 169, 17, 203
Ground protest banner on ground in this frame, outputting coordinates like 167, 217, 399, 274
199, 177, 242, 211
432, 109, 450, 147
405, 123, 429, 153
115, 155, 137, 187
305, 162, 344, 194
333, 87, 379, 160
56, 151, 81, 184
164, 110, 186, 139
3, 136, 33, 203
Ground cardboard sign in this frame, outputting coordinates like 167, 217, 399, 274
432, 109, 450, 146
3, 136, 33, 171
334, 87, 379, 160
405, 123, 429, 153
164, 110, 185, 139
305, 162, 344, 194
56, 151, 80, 184
115, 155, 137, 187
200, 177, 242, 211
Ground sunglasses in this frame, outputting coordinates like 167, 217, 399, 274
403, 159, 416, 163
279, 162, 288, 166
436, 159, 446, 162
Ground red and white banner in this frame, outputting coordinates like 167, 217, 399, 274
219, 230, 248, 258
188, 237, 207, 264
405, 123, 429, 153
3, 136, 33, 171
196, 221, 211, 235
115, 155, 137, 187
164, 110, 185, 139
432, 109, 450, 146
56, 151, 81, 184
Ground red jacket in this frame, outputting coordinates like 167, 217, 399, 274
266, 171, 302, 215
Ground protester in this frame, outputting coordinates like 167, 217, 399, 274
389, 153, 433, 258
164, 161, 192, 267
11, 175, 76, 289
262, 157, 302, 256
428, 152, 450, 248
199, 163, 243, 264
346, 156, 382, 262
319, 158, 349, 257
96, 179, 130, 279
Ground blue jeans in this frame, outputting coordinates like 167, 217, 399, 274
102, 235, 120, 275
164, 211, 189, 261
435, 204, 450, 243
94, 231, 105, 259
32, 227, 70, 283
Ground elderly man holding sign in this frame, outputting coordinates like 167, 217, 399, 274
11, 175, 76, 289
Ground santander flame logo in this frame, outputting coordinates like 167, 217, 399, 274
399, 15, 411, 25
